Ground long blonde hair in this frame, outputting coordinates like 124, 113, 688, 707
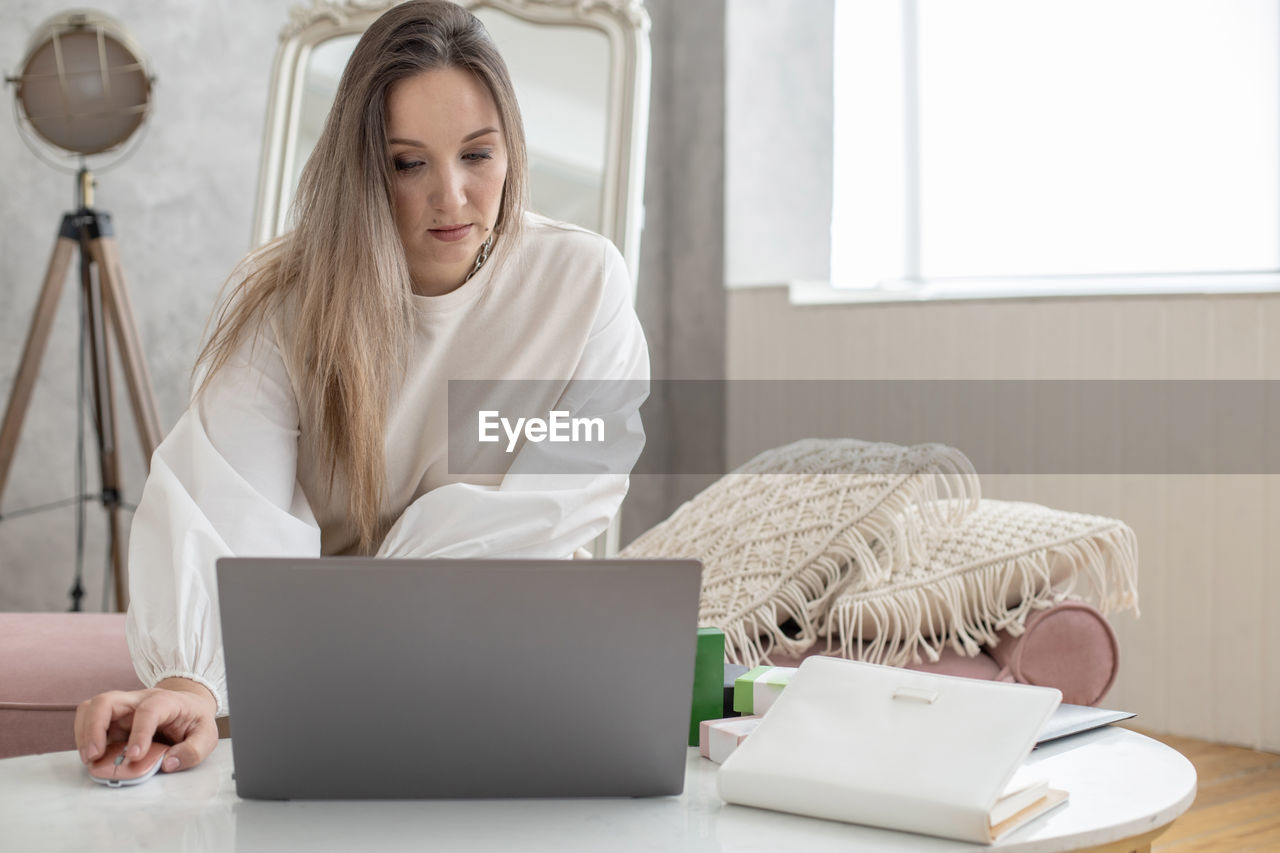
196, 0, 529, 551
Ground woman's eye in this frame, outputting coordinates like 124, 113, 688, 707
464, 151, 493, 162
394, 159, 423, 172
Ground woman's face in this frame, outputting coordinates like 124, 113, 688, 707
386, 67, 509, 296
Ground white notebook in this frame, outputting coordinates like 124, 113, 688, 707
717, 656, 1069, 845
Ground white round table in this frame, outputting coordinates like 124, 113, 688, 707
0, 727, 1195, 852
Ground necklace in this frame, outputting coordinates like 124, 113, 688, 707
464, 232, 495, 283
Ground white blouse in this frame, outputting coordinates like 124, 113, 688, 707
125, 213, 650, 716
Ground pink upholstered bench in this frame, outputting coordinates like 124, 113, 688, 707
0, 613, 143, 758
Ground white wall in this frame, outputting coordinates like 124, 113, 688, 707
0, 0, 294, 610
724, 0, 832, 287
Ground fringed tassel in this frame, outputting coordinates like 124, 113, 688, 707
825, 519, 1140, 668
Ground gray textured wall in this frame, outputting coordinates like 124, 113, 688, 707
0, 1, 294, 611
0, 0, 726, 609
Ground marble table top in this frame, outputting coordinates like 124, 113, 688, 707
0, 726, 1196, 852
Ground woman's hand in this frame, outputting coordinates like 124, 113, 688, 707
74, 677, 219, 773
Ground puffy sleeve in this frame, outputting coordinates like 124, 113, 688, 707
374, 239, 650, 560
124, 318, 321, 717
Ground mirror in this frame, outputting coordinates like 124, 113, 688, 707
253, 0, 651, 294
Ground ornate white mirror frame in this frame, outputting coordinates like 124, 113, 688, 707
251, 0, 651, 297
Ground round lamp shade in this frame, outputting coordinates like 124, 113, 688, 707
15, 10, 151, 156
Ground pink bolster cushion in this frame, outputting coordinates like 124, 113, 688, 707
766, 600, 1119, 707
986, 600, 1120, 707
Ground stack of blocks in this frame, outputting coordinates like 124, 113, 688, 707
698, 665, 800, 764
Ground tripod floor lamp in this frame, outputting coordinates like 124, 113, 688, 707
2, 11, 161, 612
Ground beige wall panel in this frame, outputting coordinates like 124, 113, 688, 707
1161, 300, 1214, 380
1113, 475, 1168, 731
1028, 300, 1079, 378
1265, 299, 1280, 749
1209, 477, 1266, 748
911, 303, 959, 377
1263, 300, 1280, 379
978, 474, 1040, 504
1069, 300, 1123, 379
1209, 298, 1266, 377
1161, 477, 1217, 737
989, 302, 1037, 379
1113, 299, 1165, 379
829, 305, 885, 380
932, 301, 992, 379
873, 304, 926, 379
1111, 302, 1170, 727
1154, 301, 1217, 740
1265, 477, 1280, 749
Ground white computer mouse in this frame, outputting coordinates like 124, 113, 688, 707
87, 741, 168, 788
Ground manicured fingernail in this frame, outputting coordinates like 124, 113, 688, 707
85, 744, 98, 760
163, 756, 179, 772
127, 744, 141, 759
79, 748, 88, 763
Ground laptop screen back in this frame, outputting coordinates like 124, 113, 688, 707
216, 557, 702, 800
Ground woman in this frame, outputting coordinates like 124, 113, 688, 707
73, 0, 648, 774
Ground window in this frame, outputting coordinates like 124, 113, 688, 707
830, 0, 1280, 298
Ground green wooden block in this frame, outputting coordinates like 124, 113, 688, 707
690, 627, 726, 746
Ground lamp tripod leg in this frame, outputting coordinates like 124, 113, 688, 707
90, 235, 161, 461
90, 228, 160, 612
1, 211, 157, 612
79, 231, 129, 612
0, 232, 77, 506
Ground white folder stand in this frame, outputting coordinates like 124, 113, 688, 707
717, 656, 1069, 844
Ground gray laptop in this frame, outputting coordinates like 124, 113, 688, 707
216, 557, 702, 800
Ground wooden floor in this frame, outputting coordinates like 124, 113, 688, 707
1126, 728, 1280, 852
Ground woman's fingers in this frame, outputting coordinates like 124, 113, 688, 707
74, 691, 136, 763
75, 688, 219, 772
161, 713, 219, 772
105, 719, 132, 743
123, 695, 171, 761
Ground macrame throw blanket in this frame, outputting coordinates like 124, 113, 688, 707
619, 439, 980, 664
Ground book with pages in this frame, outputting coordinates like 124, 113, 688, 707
717, 656, 1069, 845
